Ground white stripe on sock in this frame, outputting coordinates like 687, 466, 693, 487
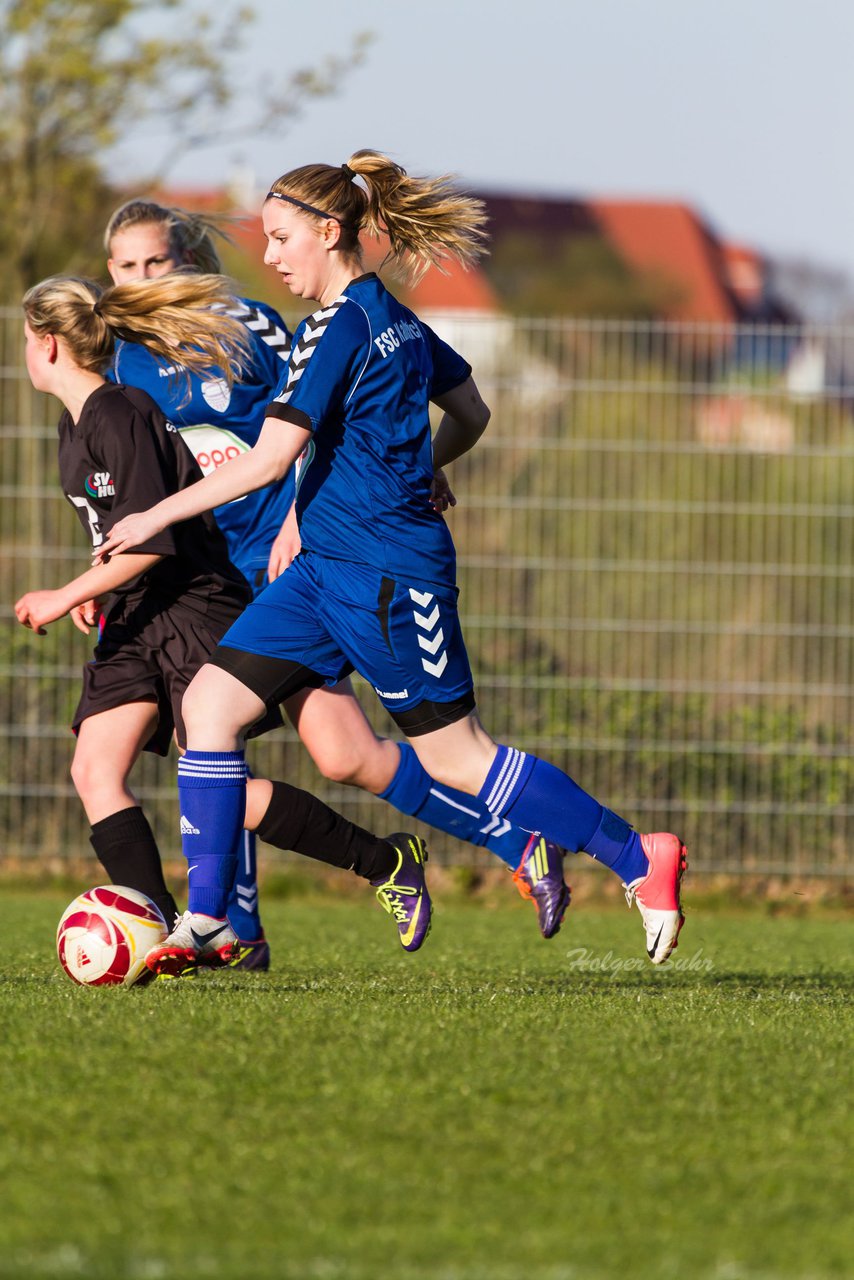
428, 788, 481, 818
486, 748, 527, 815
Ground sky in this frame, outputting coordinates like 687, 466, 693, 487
109, 0, 854, 286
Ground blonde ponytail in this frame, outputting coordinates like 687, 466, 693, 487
265, 150, 488, 283
23, 274, 250, 389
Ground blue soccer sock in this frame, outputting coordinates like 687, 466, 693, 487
225, 828, 263, 942
582, 808, 649, 884
477, 745, 649, 884
225, 765, 263, 942
178, 750, 247, 918
379, 741, 533, 869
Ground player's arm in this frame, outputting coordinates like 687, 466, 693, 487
95, 419, 311, 560
15, 553, 162, 635
267, 500, 301, 581
431, 377, 491, 469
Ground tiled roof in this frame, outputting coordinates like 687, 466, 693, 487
589, 199, 739, 322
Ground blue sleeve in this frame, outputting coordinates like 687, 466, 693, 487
420, 322, 473, 397
226, 297, 292, 384
264, 302, 367, 432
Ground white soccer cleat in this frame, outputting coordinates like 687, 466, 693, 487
624, 833, 688, 964
145, 910, 239, 977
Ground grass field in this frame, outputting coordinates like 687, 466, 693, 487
0, 882, 851, 1280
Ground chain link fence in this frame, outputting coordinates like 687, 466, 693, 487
2, 308, 853, 876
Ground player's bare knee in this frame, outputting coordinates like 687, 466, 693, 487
70, 750, 97, 800
312, 745, 368, 787
70, 751, 124, 806
181, 679, 225, 738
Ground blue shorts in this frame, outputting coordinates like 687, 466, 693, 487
217, 551, 475, 731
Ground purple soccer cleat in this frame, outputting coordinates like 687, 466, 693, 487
220, 935, 271, 971
371, 833, 432, 952
513, 834, 571, 939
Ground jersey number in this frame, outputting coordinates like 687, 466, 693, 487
68, 494, 103, 547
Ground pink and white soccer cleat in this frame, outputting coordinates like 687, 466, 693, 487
145, 911, 240, 977
624, 833, 688, 964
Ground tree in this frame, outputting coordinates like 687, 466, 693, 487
0, 0, 371, 296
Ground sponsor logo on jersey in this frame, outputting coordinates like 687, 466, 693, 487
178, 425, 250, 504
200, 377, 232, 413
84, 471, 115, 498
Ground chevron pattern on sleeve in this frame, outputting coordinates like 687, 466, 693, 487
226, 301, 292, 362
272, 299, 345, 407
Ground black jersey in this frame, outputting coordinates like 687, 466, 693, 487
58, 382, 250, 621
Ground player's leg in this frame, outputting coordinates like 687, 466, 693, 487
286, 676, 558, 870
71, 702, 179, 925
220, 552, 305, 962
406, 713, 687, 964
182, 657, 430, 949
313, 561, 572, 938
245, 775, 431, 953
163, 607, 278, 965
146, 566, 434, 974
325, 563, 684, 962
284, 678, 400, 790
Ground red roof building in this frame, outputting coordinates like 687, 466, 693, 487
588, 199, 739, 323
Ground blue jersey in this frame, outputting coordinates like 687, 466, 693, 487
108, 296, 295, 585
265, 273, 471, 588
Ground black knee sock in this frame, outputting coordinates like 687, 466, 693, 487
89, 807, 179, 924
255, 781, 397, 882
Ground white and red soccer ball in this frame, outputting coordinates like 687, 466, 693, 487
56, 886, 168, 987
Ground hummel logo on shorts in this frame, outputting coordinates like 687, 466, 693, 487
180, 815, 201, 835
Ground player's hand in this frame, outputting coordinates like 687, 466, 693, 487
70, 599, 101, 635
94, 511, 160, 562
14, 590, 67, 635
430, 467, 457, 513
267, 505, 301, 581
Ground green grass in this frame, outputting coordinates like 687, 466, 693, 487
0, 889, 851, 1280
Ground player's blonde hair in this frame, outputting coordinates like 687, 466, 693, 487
104, 199, 232, 275
22, 274, 250, 385
265, 149, 488, 283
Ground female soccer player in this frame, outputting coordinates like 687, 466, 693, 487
102, 198, 572, 943
101, 200, 294, 966
15, 273, 435, 972
98, 152, 687, 971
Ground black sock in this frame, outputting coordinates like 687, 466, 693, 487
255, 781, 397, 882
89, 807, 179, 924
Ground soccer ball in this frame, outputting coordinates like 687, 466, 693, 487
56, 886, 169, 987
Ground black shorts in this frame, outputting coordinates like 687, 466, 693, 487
72, 593, 282, 755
